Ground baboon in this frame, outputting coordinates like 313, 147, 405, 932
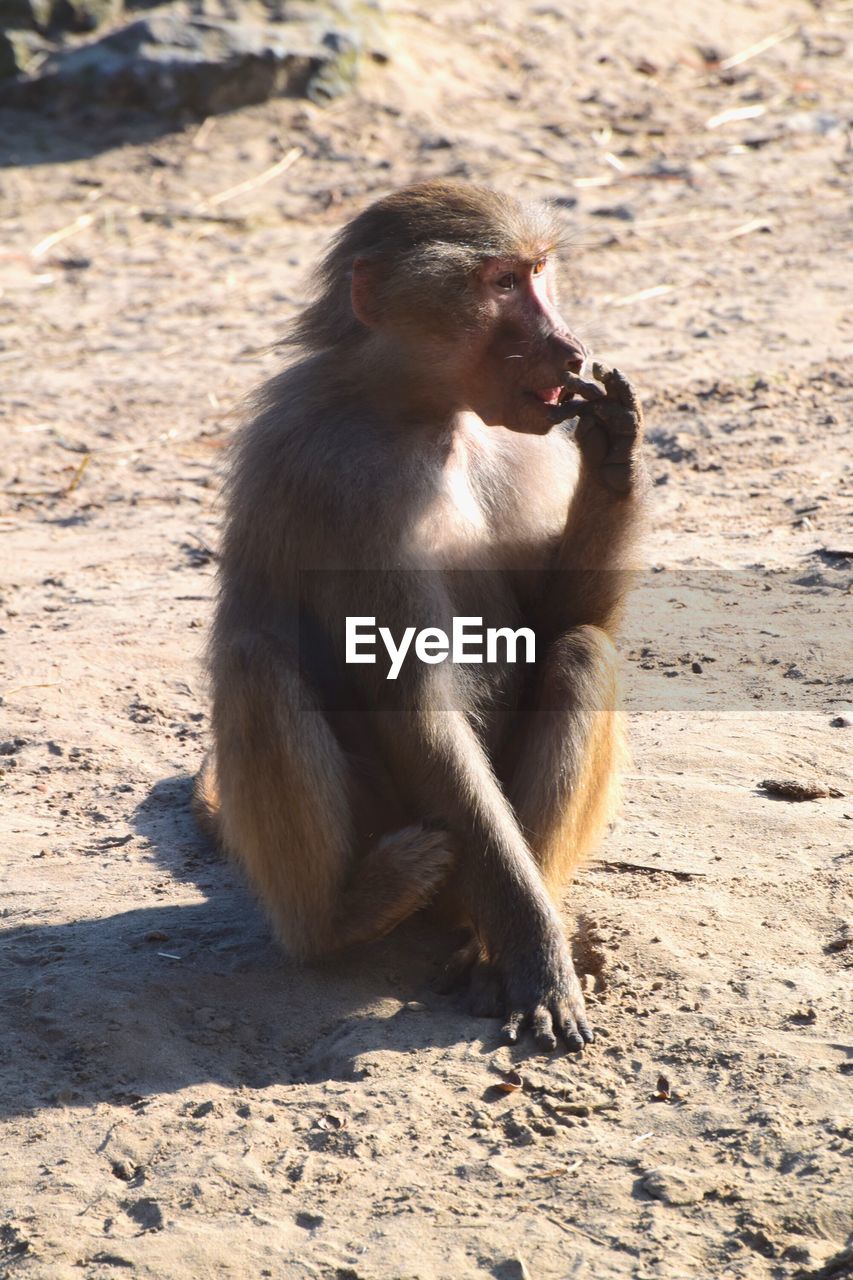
194, 180, 646, 1052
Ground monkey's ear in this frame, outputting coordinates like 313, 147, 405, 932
350, 257, 381, 327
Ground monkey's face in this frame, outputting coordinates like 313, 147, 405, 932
460, 257, 589, 435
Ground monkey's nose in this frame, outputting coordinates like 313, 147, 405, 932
551, 331, 588, 375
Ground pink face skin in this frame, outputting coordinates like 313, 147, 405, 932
460, 256, 589, 435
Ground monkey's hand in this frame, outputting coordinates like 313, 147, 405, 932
440, 925, 593, 1052
550, 362, 644, 497
501, 925, 594, 1053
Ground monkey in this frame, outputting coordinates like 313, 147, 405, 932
193, 179, 646, 1052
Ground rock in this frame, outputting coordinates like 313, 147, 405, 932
295, 1211, 324, 1229
2, 11, 318, 112
641, 1165, 713, 1206
493, 1259, 531, 1280
590, 204, 635, 221
758, 778, 844, 801
1, 1, 390, 115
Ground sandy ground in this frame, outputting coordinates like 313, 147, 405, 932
1, 1, 852, 1277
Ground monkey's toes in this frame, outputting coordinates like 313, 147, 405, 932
435, 943, 503, 1018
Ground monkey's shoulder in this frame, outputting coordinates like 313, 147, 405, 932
230, 398, 388, 510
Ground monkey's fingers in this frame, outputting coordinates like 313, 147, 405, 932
546, 398, 597, 425
592, 362, 642, 413
502, 1003, 592, 1051
574, 390, 644, 446
554, 1001, 594, 1053
603, 432, 635, 466
531, 1006, 558, 1051
562, 372, 606, 402
501, 1009, 527, 1045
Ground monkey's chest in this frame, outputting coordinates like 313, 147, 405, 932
414, 461, 488, 558
417, 476, 528, 652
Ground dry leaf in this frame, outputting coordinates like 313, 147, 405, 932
496, 1070, 524, 1094
316, 1113, 345, 1131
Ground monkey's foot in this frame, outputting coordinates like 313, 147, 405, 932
549, 362, 645, 496
339, 824, 455, 949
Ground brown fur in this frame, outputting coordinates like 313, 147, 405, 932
195, 180, 646, 1050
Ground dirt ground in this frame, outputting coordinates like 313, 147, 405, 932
1, 1, 851, 1277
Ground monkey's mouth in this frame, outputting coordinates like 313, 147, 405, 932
529, 386, 565, 406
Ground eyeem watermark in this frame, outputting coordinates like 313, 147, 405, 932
346, 616, 536, 680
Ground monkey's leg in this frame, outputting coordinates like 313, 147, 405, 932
507, 623, 626, 895
208, 634, 453, 958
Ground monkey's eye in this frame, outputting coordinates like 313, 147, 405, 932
532, 259, 547, 276
495, 271, 517, 291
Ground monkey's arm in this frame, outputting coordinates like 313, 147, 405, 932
319, 567, 592, 1053
391, 685, 592, 1053
542, 364, 648, 635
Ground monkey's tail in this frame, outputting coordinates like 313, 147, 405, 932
191, 752, 222, 847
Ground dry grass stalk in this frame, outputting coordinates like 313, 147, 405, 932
199, 147, 302, 209
706, 105, 766, 130
718, 23, 798, 70
31, 213, 96, 259
610, 283, 676, 307
715, 217, 773, 240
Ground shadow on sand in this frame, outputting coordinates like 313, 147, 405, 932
0, 774, 484, 1119
0, 104, 190, 169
